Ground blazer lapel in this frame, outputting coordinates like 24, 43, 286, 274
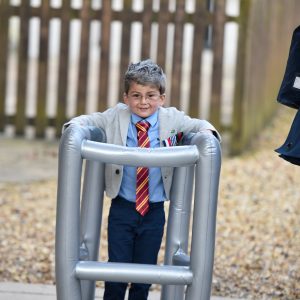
159, 107, 176, 142
119, 106, 131, 146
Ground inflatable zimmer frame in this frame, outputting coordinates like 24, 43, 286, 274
55, 125, 221, 300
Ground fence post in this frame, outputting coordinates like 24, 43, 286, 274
230, 0, 251, 155
188, 0, 206, 119
15, 2, 30, 135
210, 0, 226, 130
77, 0, 91, 116
157, 0, 169, 71
56, 0, 71, 137
36, 0, 50, 137
170, 0, 185, 108
0, 1, 10, 132
98, 1, 111, 112
118, 0, 132, 101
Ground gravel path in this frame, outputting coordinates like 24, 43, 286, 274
0, 107, 299, 299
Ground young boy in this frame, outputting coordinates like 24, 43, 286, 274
64, 59, 220, 300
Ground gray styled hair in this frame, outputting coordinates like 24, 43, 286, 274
124, 59, 166, 94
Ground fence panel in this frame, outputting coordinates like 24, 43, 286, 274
0, 0, 227, 138
0, 0, 299, 154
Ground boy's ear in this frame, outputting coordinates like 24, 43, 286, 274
159, 94, 166, 106
123, 93, 129, 104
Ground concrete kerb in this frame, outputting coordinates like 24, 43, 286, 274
0, 282, 244, 300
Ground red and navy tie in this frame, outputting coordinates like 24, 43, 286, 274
135, 121, 150, 216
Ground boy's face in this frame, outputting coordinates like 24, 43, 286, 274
123, 82, 165, 118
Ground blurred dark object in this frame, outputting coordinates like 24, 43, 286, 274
275, 109, 300, 165
275, 25, 300, 165
277, 26, 300, 109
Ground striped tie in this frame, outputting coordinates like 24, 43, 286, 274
135, 120, 150, 216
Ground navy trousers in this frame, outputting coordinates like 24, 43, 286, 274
103, 196, 165, 300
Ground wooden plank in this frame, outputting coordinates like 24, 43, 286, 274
76, 0, 90, 115
56, 0, 71, 136
0, 1, 10, 131
36, 0, 50, 137
15, 2, 30, 135
188, 0, 206, 118
209, 0, 226, 129
118, 0, 132, 100
157, 0, 169, 73
98, 0, 111, 112
170, 0, 185, 108
231, 0, 251, 155
141, 0, 152, 59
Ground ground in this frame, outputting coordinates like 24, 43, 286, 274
0, 106, 299, 299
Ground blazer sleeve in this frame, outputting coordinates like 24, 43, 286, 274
62, 111, 108, 133
160, 107, 221, 142
61, 103, 128, 134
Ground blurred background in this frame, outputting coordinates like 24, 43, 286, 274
0, 0, 300, 299
0, 0, 299, 154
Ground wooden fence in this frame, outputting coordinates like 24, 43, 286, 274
0, 0, 299, 154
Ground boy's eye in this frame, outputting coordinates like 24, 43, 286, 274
129, 93, 160, 101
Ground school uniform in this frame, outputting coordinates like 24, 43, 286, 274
64, 103, 220, 199
64, 103, 220, 299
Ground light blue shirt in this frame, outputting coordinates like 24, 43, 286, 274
118, 111, 166, 202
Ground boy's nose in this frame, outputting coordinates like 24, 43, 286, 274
140, 96, 148, 104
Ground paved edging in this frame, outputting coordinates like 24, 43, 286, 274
0, 282, 156, 300
0, 282, 243, 300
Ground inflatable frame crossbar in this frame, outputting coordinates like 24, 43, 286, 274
75, 261, 193, 284
81, 140, 199, 167
55, 125, 221, 300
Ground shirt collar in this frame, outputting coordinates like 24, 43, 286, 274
131, 110, 159, 127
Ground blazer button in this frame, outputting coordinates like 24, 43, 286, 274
115, 169, 120, 175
